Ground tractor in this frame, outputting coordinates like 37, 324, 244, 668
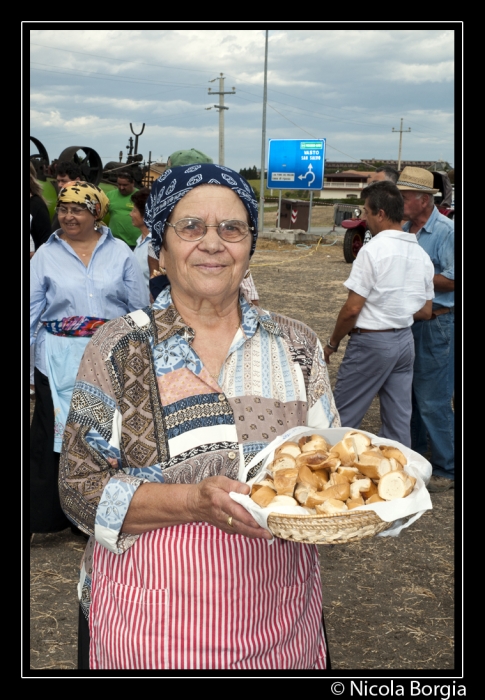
340, 171, 455, 263
29, 125, 151, 221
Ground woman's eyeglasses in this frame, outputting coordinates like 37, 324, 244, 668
166, 218, 254, 243
56, 205, 88, 216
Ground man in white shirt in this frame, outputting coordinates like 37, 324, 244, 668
363, 167, 400, 244
324, 181, 434, 447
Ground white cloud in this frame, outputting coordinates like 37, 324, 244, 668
389, 61, 454, 83
28, 26, 457, 171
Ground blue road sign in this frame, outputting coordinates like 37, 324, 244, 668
267, 139, 325, 190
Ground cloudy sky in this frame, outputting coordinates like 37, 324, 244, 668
29, 26, 458, 175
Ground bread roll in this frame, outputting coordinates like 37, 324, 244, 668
324, 472, 350, 490
329, 438, 355, 465
315, 456, 340, 472
275, 442, 301, 459
273, 467, 299, 496
346, 496, 365, 510
295, 450, 330, 471
344, 431, 372, 458
271, 495, 298, 507
300, 436, 330, 453
378, 445, 407, 467
360, 480, 378, 501
251, 486, 276, 508
251, 479, 276, 494
343, 429, 370, 440
295, 482, 316, 505
315, 499, 349, 515
365, 493, 386, 504
337, 466, 361, 480
298, 464, 320, 490
350, 477, 371, 500
378, 471, 416, 500
306, 482, 350, 507
313, 468, 330, 489
269, 454, 297, 473
356, 452, 392, 480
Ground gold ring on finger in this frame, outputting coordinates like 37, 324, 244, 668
227, 515, 234, 527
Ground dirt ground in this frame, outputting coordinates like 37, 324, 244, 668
28, 237, 457, 675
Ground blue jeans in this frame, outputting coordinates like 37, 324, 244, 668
411, 313, 454, 479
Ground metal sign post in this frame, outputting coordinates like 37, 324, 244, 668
277, 190, 282, 228
267, 139, 325, 232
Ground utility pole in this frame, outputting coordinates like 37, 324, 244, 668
392, 118, 411, 171
207, 73, 235, 165
259, 30, 269, 228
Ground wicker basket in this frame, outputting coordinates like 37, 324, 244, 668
267, 509, 397, 545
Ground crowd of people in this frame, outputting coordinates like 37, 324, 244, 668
29, 155, 455, 669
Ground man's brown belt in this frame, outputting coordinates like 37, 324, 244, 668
349, 328, 399, 334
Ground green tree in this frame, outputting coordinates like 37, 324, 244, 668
239, 165, 258, 180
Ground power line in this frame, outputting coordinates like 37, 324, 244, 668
31, 64, 203, 89
266, 104, 378, 167
235, 90, 454, 137
33, 64, 454, 141
30, 42, 213, 75
234, 85, 454, 137
31, 63, 453, 138
31, 42, 453, 137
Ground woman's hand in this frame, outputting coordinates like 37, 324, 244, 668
187, 476, 273, 540
121, 477, 273, 539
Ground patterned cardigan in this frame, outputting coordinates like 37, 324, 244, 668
59, 295, 340, 555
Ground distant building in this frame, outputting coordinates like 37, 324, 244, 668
319, 170, 372, 200
144, 161, 167, 187
325, 159, 442, 172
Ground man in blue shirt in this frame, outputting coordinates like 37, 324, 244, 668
397, 167, 455, 492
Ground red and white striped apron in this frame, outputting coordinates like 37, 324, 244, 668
89, 523, 327, 670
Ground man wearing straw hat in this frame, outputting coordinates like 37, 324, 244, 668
396, 166, 455, 493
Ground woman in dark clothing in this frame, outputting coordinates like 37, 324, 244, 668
30, 162, 51, 250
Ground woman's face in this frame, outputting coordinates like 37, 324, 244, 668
58, 203, 96, 240
130, 205, 144, 229
160, 185, 252, 306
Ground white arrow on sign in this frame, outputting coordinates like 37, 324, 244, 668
298, 163, 315, 187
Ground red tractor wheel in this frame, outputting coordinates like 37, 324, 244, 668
343, 228, 364, 263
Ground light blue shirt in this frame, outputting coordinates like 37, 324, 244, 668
403, 206, 454, 309
30, 226, 150, 375
133, 231, 151, 290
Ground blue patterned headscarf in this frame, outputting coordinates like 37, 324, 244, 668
145, 164, 259, 257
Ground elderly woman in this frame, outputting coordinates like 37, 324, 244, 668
60, 165, 340, 670
30, 182, 149, 537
